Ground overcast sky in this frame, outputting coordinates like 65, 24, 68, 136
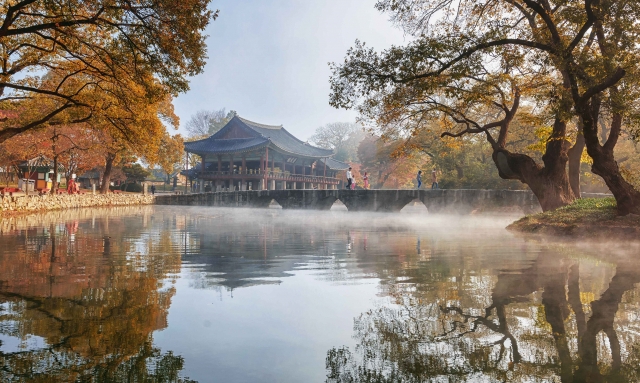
173, 0, 407, 141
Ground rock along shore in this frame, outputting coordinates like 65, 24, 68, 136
0, 193, 154, 216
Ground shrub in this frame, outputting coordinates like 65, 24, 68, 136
122, 183, 143, 193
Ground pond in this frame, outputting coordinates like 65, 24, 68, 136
0, 206, 638, 382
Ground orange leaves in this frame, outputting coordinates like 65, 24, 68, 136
0, 0, 214, 143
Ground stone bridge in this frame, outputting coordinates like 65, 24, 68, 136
155, 189, 557, 213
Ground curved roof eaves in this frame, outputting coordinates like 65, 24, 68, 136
184, 137, 268, 154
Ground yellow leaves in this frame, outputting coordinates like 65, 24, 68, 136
526, 126, 553, 153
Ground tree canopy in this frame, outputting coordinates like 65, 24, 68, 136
0, 0, 216, 142
185, 108, 236, 139
310, 122, 364, 163
330, 0, 640, 214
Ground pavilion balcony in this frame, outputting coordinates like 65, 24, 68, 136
196, 170, 340, 185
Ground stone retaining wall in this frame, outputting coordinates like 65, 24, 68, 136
0, 205, 154, 233
0, 193, 154, 214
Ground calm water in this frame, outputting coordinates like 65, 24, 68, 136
0, 206, 639, 382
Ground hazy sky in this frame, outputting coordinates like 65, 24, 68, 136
173, 0, 407, 141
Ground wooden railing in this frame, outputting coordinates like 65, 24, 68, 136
196, 170, 340, 184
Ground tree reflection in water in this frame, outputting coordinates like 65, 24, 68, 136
326, 248, 640, 383
0, 211, 195, 382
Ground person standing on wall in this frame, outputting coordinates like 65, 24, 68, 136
363, 172, 369, 189
417, 170, 422, 189
346, 167, 353, 189
431, 168, 438, 189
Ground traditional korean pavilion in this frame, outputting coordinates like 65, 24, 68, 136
184, 116, 349, 191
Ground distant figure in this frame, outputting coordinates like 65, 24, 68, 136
351, 175, 356, 190
363, 172, 369, 189
150, 185, 156, 195
431, 169, 439, 189
67, 179, 76, 194
346, 167, 353, 189
417, 170, 422, 189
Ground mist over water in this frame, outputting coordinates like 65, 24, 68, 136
0, 206, 638, 382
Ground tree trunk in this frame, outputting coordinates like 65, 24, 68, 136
51, 155, 59, 194
582, 107, 640, 215
589, 149, 640, 215
492, 143, 575, 212
100, 153, 116, 194
567, 133, 585, 198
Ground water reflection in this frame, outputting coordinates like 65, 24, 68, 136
326, 246, 640, 383
0, 208, 194, 382
1, 207, 639, 382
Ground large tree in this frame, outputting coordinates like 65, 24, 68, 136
310, 122, 364, 163
185, 108, 236, 138
331, 0, 640, 214
0, 0, 216, 142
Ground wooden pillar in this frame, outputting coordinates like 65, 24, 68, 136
230, 155, 234, 173
242, 156, 246, 175
201, 155, 206, 172
263, 147, 269, 190
271, 155, 274, 172
323, 158, 327, 190
292, 161, 297, 190
217, 156, 222, 172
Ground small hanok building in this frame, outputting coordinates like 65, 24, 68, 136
184, 116, 349, 191
17, 156, 63, 192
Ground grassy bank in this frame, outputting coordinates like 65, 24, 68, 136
507, 198, 640, 238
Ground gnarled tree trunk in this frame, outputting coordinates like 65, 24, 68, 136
492, 148, 575, 211
581, 103, 640, 215
490, 118, 575, 212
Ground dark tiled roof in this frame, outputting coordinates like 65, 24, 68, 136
185, 137, 268, 155
185, 116, 334, 158
18, 156, 64, 170
319, 157, 350, 170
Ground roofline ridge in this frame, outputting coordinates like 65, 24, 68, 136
236, 115, 282, 130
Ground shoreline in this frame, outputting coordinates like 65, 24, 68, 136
507, 198, 640, 239
0, 193, 154, 218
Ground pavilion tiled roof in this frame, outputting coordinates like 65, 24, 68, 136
18, 156, 64, 170
184, 115, 334, 158
185, 137, 268, 154
319, 157, 350, 171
